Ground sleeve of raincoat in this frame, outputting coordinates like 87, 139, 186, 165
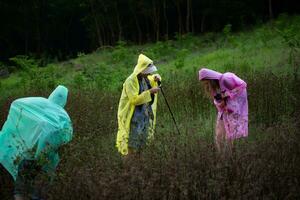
222, 73, 246, 99
148, 74, 161, 87
125, 77, 152, 106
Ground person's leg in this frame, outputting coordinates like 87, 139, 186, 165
223, 113, 239, 157
31, 173, 49, 200
14, 160, 46, 200
125, 147, 137, 159
127, 120, 147, 159
14, 160, 34, 200
14, 194, 25, 200
13, 183, 24, 200
215, 119, 226, 154
224, 138, 234, 159
30, 180, 43, 200
29, 161, 50, 200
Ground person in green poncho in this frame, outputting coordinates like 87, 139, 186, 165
0, 85, 73, 200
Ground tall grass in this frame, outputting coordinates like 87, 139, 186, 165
3, 71, 298, 199
39, 72, 299, 200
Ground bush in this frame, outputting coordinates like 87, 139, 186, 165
275, 16, 300, 79
144, 41, 175, 59
111, 41, 135, 66
9, 55, 39, 72
73, 73, 86, 89
221, 24, 234, 47
174, 49, 189, 69
0, 63, 9, 78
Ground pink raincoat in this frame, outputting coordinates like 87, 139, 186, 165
199, 68, 248, 140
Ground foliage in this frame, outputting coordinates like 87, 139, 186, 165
1, 0, 299, 61
1, 15, 299, 99
111, 41, 127, 62
275, 15, 300, 79
9, 55, 39, 72
73, 73, 86, 90
222, 24, 233, 46
0, 63, 9, 78
111, 41, 135, 66
174, 49, 189, 69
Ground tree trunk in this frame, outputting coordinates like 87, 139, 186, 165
100, 0, 115, 45
23, 1, 29, 54
201, 15, 206, 33
89, 0, 103, 46
33, 0, 42, 55
152, 0, 160, 41
191, 0, 195, 33
134, 13, 143, 44
176, 0, 183, 35
130, 3, 142, 44
99, 20, 107, 45
145, 17, 151, 42
115, 3, 122, 41
186, 0, 191, 33
269, 0, 273, 20
65, 16, 73, 53
108, 20, 115, 45
163, 0, 169, 40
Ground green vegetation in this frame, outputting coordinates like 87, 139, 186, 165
1, 15, 300, 97
1, 16, 300, 199
2, 0, 289, 60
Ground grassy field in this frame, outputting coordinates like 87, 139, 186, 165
1, 15, 300, 199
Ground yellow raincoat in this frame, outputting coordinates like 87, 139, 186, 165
116, 54, 160, 155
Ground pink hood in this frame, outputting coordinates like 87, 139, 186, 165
199, 68, 222, 80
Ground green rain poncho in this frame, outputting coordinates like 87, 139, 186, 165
0, 85, 73, 180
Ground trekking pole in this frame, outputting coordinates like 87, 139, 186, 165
157, 81, 181, 135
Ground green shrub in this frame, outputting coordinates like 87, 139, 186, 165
145, 41, 175, 59
275, 15, 300, 79
9, 55, 39, 72
222, 24, 233, 47
111, 40, 135, 66
73, 73, 86, 89
0, 63, 9, 78
174, 49, 188, 69
27, 67, 56, 92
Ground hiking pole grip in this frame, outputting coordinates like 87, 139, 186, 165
158, 80, 162, 87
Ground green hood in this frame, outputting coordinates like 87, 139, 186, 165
48, 85, 68, 108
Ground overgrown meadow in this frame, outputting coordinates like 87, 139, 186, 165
1, 15, 300, 199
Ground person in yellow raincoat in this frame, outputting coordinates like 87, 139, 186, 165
116, 54, 161, 156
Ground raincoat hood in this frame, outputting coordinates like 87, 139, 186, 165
48, 85, 68, 108
133, 54, 153, 75
199, 68, 222, 80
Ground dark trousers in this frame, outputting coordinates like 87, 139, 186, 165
14, 160, 49, 200
0, 164, 14, 199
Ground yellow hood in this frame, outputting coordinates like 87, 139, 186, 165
132, 54, 153, 75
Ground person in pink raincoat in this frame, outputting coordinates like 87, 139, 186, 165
199, 68, 248, 152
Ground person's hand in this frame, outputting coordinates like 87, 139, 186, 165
154, 74, 161, 82
221, 92, 228, 99
150, 87, 160, 94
